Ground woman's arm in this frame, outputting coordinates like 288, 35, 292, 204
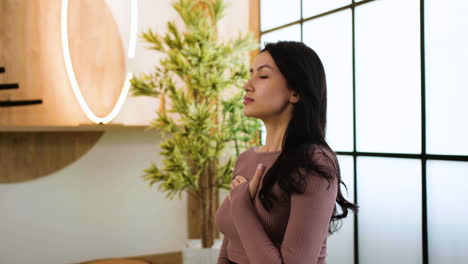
217, 235, 230, 264
229, 166, 337, 264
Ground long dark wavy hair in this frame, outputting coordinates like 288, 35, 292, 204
257, 41, 358, 234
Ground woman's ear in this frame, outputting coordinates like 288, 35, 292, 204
290, 92, 300, 103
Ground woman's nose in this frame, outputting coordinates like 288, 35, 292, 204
243, 79, 253, 92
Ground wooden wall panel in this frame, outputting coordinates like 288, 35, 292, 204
0, 132, 103, 183
249, 0, 260, 64
0, 0, 125, 126
68, 0, 126, 117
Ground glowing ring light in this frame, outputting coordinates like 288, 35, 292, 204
60, 0, 138, 124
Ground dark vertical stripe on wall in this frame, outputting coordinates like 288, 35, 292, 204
420, 0, 429, 263
351, 1, 359, 263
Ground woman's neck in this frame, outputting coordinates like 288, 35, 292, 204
260, 115, 291, 152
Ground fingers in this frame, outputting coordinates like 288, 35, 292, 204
255, 163, 265, 176
229, 176, 247, 200
229, 176, 244, 200
230, 179, 237, 189
235, 176, 248, 183
251, 163, 265, 184
229, 164, 266, 200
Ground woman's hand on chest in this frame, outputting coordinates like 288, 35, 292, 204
228, 163, 266, 200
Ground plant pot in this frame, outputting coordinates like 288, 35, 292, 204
182, 238, 223, 264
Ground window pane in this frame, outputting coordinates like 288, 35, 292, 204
425, 0, 468, 156
303, 0, 351, 18
357, 157, 422, 264
327, 155, 354, 264
355, 0, 421, 154
260, 0, 300, 31
260, 24, 301, 50
261, 124, 266, 145
303, 10, 353, 152
428, 160, 468, 264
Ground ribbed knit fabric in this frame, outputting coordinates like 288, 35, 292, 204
215, 145, 338, 264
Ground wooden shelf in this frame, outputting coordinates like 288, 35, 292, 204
0, 124, 151, 132
0, 123, 154, 184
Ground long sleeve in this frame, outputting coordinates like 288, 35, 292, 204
229, 170, 337, 264
217, 235, 230, 264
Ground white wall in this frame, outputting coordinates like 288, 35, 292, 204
1, 131, 185, 264
0, 0, 249, 263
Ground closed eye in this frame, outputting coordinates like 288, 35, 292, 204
260, 76, 268, 79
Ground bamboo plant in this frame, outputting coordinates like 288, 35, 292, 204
130, 0, 262, 248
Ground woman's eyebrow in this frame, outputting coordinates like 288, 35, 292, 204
249, 64, 274, 72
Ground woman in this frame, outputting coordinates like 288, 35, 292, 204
215, 41, 358, 264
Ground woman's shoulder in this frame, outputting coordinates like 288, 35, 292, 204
302, 143, 338, 177
295, 144, 338, 194
299, 143, 334, 160
240, 146, 255, 157
233, 146, 257, 163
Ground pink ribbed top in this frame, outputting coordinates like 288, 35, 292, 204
215, 145, 338, 264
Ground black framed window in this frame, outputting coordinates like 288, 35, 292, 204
258, 1, 468, 264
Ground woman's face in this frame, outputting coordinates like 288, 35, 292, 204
243, 51, 299, 120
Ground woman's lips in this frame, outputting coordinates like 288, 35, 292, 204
243, 97, 254, 105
